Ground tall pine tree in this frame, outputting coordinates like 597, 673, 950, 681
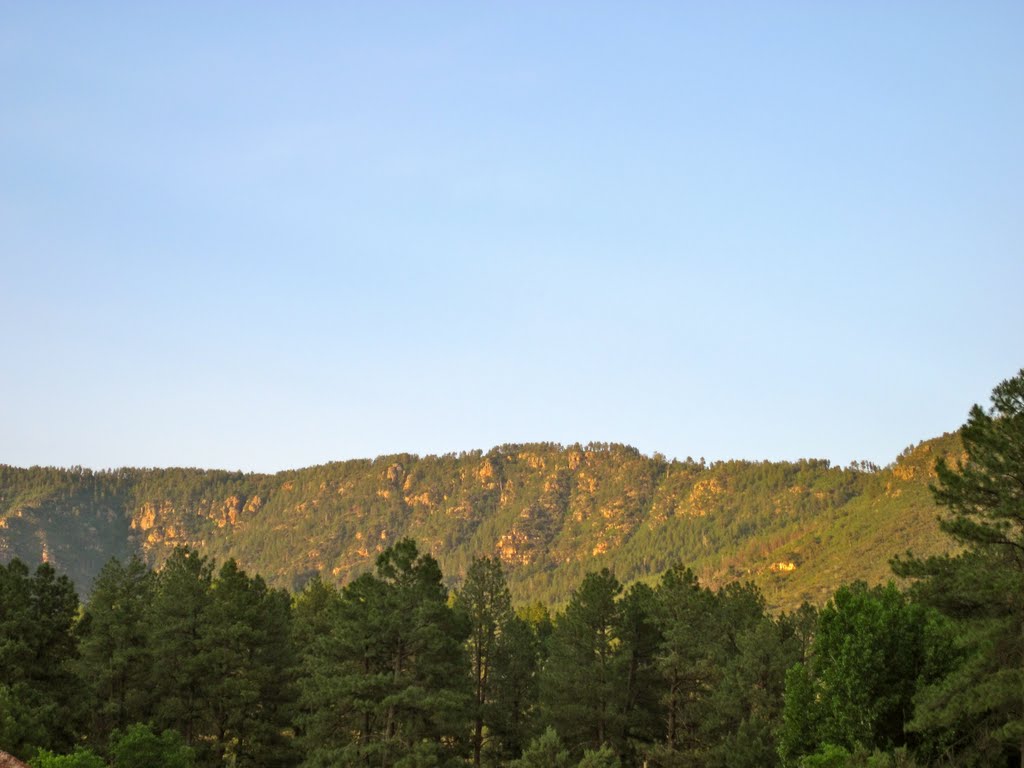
541, 568, 626, 758
76, 556, 156, 746
454, 556, 514, 767
147, 547, 215, 754
298, 539, 471, 768
205, 559, 297, 767
0, 560, 81, 757
894, 368, 1024, 767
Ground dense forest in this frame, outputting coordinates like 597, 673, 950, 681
1, 369, 1023, 767
0, 430, 961, 612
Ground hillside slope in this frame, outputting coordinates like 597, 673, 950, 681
0, 435, 962, 610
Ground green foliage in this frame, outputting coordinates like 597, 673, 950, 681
778, 663, 818, 765
578, 744, 621, 768
76, 557, 156, 745
511, 727, 571, 768
204, 559, 297, 767
22, 728, 194, 768
650, 565, 716, 761
0, 559, 81, 755
814, 583, 924, 748
0, 522, 1002, 768
892, 368, 1024, 766
650, 566, 801, 768
541, 569, 626, 757
454, 556, 516, 766
108, 723, 195, 768
931, 370, 1024, 552
80, 548, 298, 767
798, 744, 852, 768
616, 582, 662, 760
795, 744, 921, 768
488, 613, 542, 763
147, 547, 215, 749
29, 747, 106, 768
298, 539, 471, 768
0, 542, 809, 768
703, 608, 801, 768
290, 574, 339, 654
779, 583, 949, 766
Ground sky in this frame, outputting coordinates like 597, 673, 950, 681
2, 3, 1022, 473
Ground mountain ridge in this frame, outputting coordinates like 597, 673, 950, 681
0, 433, 962, 611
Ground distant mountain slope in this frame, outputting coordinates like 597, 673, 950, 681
0, 435, 962, 610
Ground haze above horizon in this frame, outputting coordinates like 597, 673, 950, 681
2, 4, 1022, 473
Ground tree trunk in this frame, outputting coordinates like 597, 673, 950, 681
666, 681, 678, 751
474, 644, 483, 767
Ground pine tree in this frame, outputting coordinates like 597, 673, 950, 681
488, 614, 541, 763
291, 574, 340, 658
298, 539, 471, 768
893, 368, 1024, 766
510, 727, 570, 768
147, 547, 215, 753
578, 744, 622, 768
650, 565, 717, 764
76, 556, 156, 745
703, 595, 796, 768
374, 539, 472, 765
541, 568, 626, 757
617, 582, 662, 761
298, 572, 389, 767
0, 560, 81, 756
204, 559, 297, 767
454, 556, 514, 767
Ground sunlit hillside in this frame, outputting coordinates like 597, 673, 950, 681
0, 434, 960, 610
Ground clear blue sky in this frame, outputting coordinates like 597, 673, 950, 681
2, 3, 1022, 473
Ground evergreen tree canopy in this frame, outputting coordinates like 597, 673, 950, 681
0, 560, 80, 756
76, 557, 155, 745
541, 568, 626, 757
204, 559, 296, 768
511, 727, 571, 768
298, 539, 471, 768
488, 613, 542, 763
454, 556, 515, 767
147, 547, 215, 751
893, 368, 1024, 767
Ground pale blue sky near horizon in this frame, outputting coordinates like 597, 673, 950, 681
2, 3, 1022, 473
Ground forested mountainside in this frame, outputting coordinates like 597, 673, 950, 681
0, 434, 962, 610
